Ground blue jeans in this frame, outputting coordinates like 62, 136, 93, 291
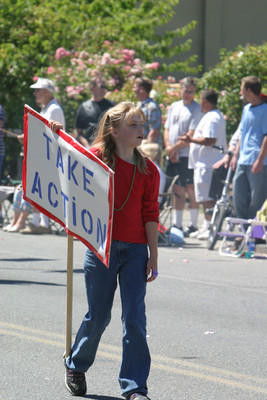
233, 164, 267, 219
66, 240, 150, 397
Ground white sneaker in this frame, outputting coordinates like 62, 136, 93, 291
197, 229, 210, 240
2, 224, 12, 231
189, 225, 207, 238
189, 229, 200, 238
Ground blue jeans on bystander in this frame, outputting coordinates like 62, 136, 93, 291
233, 164, 267, 219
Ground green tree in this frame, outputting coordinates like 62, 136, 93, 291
197, 42, 267, 139
0, 0, 198, 129
0, 0, 199, 177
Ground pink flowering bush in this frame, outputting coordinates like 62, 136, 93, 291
40, 42, 182, 131
55, 47, 71, 60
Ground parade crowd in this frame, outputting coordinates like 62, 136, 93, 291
1, 74, 266, 241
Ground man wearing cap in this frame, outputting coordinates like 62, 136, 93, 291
19, 78, 65, 234
30, 78, 65, 128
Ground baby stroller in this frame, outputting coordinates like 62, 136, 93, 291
158, 175, 184, 246
207, 148, 235, 250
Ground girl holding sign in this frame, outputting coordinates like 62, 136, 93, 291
50, 102, 159, 400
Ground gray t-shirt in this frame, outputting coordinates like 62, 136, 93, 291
165, 100, 203, 157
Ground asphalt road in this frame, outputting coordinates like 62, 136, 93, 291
1, 229, 267, 400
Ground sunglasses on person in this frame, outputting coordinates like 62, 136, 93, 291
183, 90, 195, 94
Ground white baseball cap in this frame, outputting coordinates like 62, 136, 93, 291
30, 78, 55, 93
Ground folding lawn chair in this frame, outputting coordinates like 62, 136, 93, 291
218, 199, 267, 258
0, 186, 15, 226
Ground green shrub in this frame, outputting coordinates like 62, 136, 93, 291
197, 42, 267, 139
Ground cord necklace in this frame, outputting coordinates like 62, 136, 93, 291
114, 153, 136, 212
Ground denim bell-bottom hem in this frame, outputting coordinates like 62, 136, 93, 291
66, 240, 150, 397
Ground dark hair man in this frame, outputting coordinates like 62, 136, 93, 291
133, 77, 161, 143
75, 77, 114, 147
230, 76, 267, 219
180, 89, 227, 240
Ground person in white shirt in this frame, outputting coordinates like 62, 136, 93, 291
7, 78, 65, 234
164, 77, 203, 236
180, 89, 227, 239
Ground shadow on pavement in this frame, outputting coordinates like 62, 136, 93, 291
158, 244, 204, 249
0, 279, 64, 286
0, 257, 57, 262
49, 268, 84, 274
85, 395, 122, 400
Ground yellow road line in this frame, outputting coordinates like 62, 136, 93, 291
152, 354, 267, 385
151, 362, 267, 395
1, 322, 267, 395
0, 321, 64, 339
0, 328, 64, 347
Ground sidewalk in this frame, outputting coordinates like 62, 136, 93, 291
1, 198, 266, 256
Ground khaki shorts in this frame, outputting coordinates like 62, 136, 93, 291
194, 167, 214, 202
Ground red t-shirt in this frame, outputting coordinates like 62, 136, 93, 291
90, 147, 160, 243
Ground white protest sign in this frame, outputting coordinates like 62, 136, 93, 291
23, 105, 114, 267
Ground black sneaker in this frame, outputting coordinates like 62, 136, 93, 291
127, 393, 150, 400
64, 357, 87, 396
184, 225, 198, 237
172, 224, 183, 232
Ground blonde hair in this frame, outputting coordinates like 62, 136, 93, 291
140, 142, 162, 166
92, 102, 148, 173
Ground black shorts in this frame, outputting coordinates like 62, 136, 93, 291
165, 157, 194, 187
